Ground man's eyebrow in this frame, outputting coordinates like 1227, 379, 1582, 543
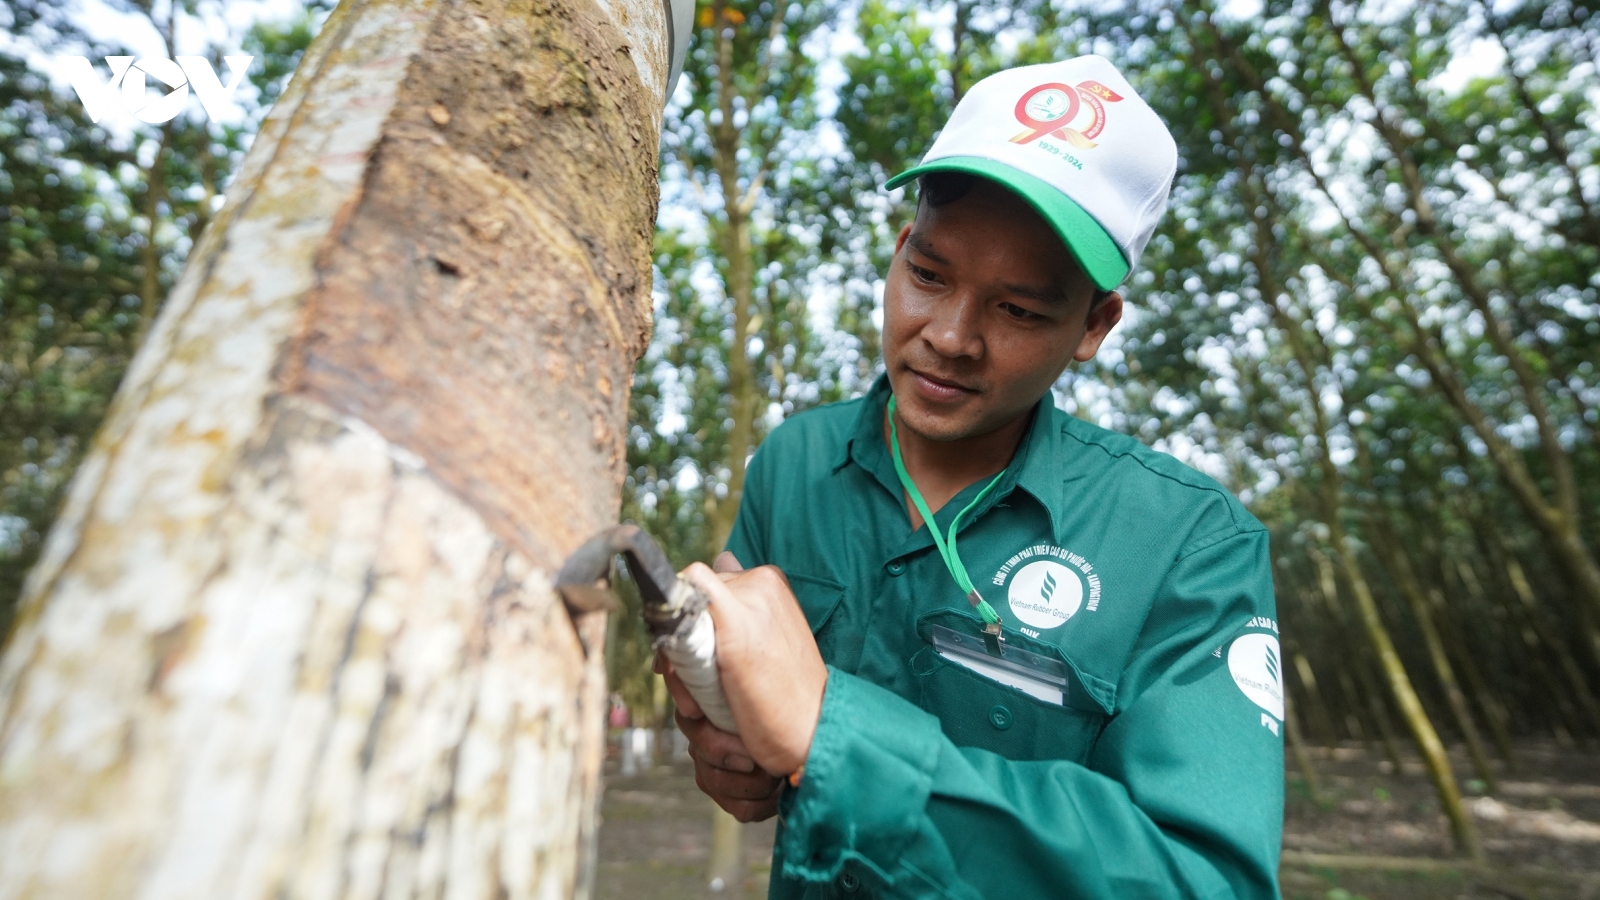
1004, 282, 1069, 305
904, 232, 949, 265
907, 231, 1068, 304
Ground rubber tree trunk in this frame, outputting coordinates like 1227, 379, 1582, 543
1343, 556, 1480, 859
0, 0, 672, 896
705, 10, 762, 880
1447, 562, 1518, 769
1370, 529, 1498, 792
1283, 691, 1323, 804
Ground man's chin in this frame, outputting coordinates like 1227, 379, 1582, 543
895, 395, 983, 443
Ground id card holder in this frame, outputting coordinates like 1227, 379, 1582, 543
929, 624, 1070, 706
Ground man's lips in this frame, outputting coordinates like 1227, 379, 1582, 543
908, 368, 979, 398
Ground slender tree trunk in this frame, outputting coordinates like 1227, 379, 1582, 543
1355, 648, 1408, 775
1342, 555, 1480, 857
949, 0, 973, 103
191, 132, 217, 246
1470, 529, 1590, 746
0, 0, 673, 896
1502, 553, 1600, 737
1336, 669, 1373, 750
705, 4, 764, 887
1292, 650, 1339, 746
1311, 549, 1390, 758
1435, 576, 1517, 772
137, 122, 172, 337
1284, 691, 1324, 804
1369, 522, 1498, 791
1310, 541, 1480, 857
707, 0, 760, 557
1402, 499, 1520, 772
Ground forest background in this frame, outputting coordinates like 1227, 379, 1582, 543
2, 0, 1597, 861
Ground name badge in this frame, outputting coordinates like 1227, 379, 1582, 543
929, 624, 1070, 705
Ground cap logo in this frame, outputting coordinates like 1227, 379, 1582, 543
1010, 80, 1125, 149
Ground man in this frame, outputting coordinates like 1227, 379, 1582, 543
664, 55, 1284, 899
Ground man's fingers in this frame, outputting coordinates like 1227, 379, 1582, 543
676, 709, 756, 772
712, 551, 745, 574
663, 667, 705, 721
716, 795, 781, 824
692, 758, 782, 801
682, 561, 737, 601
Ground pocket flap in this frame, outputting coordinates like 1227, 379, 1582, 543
787, 572, 845, 634
915, 609, 1116, 715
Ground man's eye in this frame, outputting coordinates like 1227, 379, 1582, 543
1000, 302, 1043, 321
908, 263, 939, 284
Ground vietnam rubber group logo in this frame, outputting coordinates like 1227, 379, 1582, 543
1228, 631, 1284, 734
992, 543, 1101, 637
1010, 80, 1125, 150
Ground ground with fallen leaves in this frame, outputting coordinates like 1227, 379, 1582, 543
593, 738, 1600, 900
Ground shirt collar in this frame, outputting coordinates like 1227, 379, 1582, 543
836, 375, 902, 502
837, 374, 1067, 537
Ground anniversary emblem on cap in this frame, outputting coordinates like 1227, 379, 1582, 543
884, 55, 1178, 292
1011, 80, 1125, 149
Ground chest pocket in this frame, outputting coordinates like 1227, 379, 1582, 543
787, 572, 861, 670
910, 610, 1110, 764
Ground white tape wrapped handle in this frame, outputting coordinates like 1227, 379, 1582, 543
658, 605, 737, 734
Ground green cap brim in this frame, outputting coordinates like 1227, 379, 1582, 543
885, 156, 1128, 292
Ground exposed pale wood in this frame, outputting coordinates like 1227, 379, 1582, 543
0, 0, 670, 896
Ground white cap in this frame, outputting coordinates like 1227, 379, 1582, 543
886, 56, 1178, 291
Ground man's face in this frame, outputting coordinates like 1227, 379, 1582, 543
883, 177, 1123, 443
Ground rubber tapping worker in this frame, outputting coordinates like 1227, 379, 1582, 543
662, 54, 1285, 899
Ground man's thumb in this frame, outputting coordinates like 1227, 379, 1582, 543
712, 551, 745, 574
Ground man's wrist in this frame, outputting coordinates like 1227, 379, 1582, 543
777, 662, 827, 774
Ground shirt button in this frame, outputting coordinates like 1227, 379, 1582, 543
885, 560, 906, 576
840, 872, 861, 893
989, 704, 1013, 730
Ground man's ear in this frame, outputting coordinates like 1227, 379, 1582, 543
1073, 292, 1123, 362
893, 223, 913, 256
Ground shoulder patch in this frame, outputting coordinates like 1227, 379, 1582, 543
1228, 632, 1283, 722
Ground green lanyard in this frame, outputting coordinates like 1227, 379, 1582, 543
886, 395, 1006, 628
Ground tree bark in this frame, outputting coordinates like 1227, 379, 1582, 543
0, 0, 672, 896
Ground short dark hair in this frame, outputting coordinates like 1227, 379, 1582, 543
917, 170, 978, 208
915, 171, 1114, 307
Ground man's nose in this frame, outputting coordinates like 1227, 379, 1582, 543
922, 291, 984, 359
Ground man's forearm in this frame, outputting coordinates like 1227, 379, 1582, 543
774, 668, 1280, 900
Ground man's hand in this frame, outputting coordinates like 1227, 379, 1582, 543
681, 552, 828, 776
660, 551, 828, 819
665, 669, 784, 822
659, 552, 784, 822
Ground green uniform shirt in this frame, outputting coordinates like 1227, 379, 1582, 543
727, 376, 1283, 900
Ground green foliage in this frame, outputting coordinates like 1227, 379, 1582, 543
0, 1, 326, 629
0, 52, 143, 615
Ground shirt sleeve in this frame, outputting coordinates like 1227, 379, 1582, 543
773, 528, 1283, 900
724, 442, 771, 569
